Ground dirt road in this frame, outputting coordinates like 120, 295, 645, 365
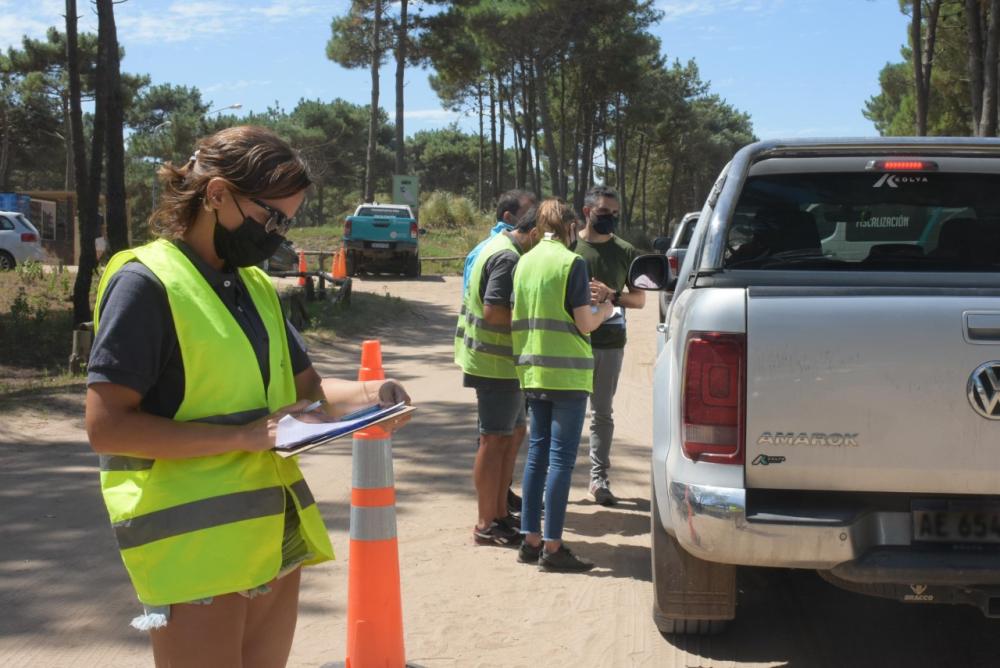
2, 274, 999, 667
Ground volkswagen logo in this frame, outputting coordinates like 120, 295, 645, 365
968, 361, 1000, 419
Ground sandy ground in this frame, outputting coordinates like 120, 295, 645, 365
2, 273, 999, 667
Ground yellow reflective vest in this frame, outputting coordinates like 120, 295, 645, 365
512, 238, 594, 393
93, 239, 334, 606
454, 232, 520, 379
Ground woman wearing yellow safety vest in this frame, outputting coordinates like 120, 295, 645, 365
85, 126, 410, 666
512, 198, 613, 571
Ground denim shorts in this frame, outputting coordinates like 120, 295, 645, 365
476, 387, 527, 435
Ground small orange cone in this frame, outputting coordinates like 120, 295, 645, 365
297, 251, 307, 287
346, 339, 406, 668
333, 248, 348, 281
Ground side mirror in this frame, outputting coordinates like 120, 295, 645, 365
652, 236, 671, 253
626, 254, 670, 291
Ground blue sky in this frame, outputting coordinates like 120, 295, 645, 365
1, 0, 909, 140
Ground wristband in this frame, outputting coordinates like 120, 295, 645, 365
611, 290, 622, 306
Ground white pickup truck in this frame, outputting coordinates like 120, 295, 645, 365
629, 138, 1000, 635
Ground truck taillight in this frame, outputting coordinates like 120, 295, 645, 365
344, 220, 352, 238
682, 331, 745, 464
21, 232, 37, 243
410, 221, 418, 239
667, 254, 679, 275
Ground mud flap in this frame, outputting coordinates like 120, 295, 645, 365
651, 484, 736, 626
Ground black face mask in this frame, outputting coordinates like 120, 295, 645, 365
592, 213, 618, 235
213, 205, 284, 269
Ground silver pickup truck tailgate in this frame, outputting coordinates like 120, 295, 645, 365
745, 287, 1000, 494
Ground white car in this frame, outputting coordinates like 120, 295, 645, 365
0, 211, 44, 270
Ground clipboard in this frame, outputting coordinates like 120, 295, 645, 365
273, 402, 416, 458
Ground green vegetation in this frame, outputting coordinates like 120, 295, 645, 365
0, 262, 93, 391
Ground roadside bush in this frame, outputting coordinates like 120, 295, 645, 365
420, 191, 491, 230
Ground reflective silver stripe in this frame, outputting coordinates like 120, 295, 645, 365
350, 505, 397, 541
99, 455, 154, 471
465, 311, 511, 335
192, 407, 269, 426
516, 354, 594, 370
113, 486, 285, 550
463, 336, 513, 357
511, 318, 579, 334
352, 439, 394, 488
290, 479, 316, 509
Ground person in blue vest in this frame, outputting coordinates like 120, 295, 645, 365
86, 126, 410, 667
511, 199, 613, 571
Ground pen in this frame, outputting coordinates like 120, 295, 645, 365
301, 400, 324, 413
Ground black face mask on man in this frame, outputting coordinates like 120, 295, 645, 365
591, 212, 618, 235
213, 198, 284, 269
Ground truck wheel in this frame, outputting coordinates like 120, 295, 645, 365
345, 251, 358, 277
651, 483, 735, 636
405, 254, 420, 278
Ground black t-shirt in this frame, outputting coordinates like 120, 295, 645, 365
87, 240, 311, 419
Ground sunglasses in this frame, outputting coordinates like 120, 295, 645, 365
248, 197, 296, 235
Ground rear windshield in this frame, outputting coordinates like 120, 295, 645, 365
724, 172, 1000, 271
357, 207, 409, 218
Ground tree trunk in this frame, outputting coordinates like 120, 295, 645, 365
628, 133, 644, 228
968, 0, 985, 135
394, 0, 407, 175
506, 70, 524, 189
498, 77, 506, 193
912, 1, 926, 135
665, 161, 680, 232
99, 0, 128, 253
535, 57, 560, 197
66, 0, 97, 325
89, 1, 108, 236
558, 59, 568, 199
489, 74, 498, 198
983, 0, 1000, 136
477, 81, 484, 210
641, 140, 651, 233
364, 0, 383, 202
63, 95, 74, 191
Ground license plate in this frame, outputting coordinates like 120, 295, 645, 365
370, 242, 390, 249
912, 501, 1000, 544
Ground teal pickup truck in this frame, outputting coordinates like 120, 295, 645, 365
343, 203, 423, 277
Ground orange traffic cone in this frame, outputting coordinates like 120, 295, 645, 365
333, 248, 348, 281
297, 251, 307, 287
346, 340, 406, 668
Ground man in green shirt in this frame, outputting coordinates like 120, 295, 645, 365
574, 185, 645, 506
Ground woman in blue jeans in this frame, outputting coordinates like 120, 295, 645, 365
511, 199, 613, 571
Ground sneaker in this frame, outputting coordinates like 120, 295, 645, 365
473, 520, 522, 547
590, 480, 617, 507
502, 513, 521, 530
539, 545, 594, 572
517, 540, 543, 564
506, 488, 522, 515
